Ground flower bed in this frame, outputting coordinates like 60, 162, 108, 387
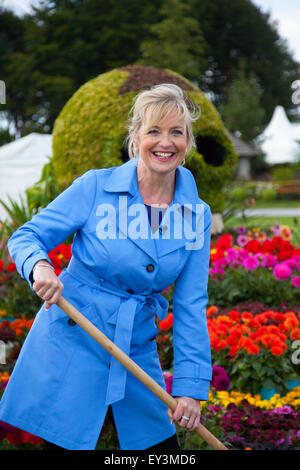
208, 226, 300, 308
0, 223, 299, 450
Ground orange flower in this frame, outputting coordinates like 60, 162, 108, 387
247, 344, 260, 355
290, 329, 300, 340
229, 326, 243, 339
206, 305, 218, 317
241, 311, 253, 322
238, 337, 254, 349
226, 336, 238, 347
279, 225, 292, 241
283, 317, 299, 331
271, 345, 284, 356
216, 340, 227, 351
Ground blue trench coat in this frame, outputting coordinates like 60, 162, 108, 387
0, 157, 212, 450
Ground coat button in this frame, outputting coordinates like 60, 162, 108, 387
126, 289, 134, 294
68, 318, 76, 326
146, 264, 155, 273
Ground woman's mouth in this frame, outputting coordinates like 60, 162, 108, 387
152, 151, 175, 162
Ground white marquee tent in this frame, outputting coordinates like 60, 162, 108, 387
256, 106, 300, 164
0, 133, 52, 222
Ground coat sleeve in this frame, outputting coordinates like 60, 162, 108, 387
7, 169, 97, 291
171, 202, 212, 401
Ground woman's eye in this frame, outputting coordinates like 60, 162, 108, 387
172, 130, 183, 135
148, 129, 158, 134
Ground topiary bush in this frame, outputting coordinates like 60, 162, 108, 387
52, 65, 238, 212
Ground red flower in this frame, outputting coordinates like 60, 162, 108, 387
277, 250, 293, 262
229, 346, 239, 357
159, 313, 173, 331
215, 234, 233, 252
247, 344, 260, 355
0, 259, 4, 273
271, 345, 284, 356
244, 239, 262, 254
6, 263, 16, 272
261, 240, 274, 253
48, 253, 63, 269
229, 310, 240, 322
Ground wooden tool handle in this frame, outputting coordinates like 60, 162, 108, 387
56, 296, 228, 450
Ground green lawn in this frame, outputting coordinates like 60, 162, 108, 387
253, 199, 300, 209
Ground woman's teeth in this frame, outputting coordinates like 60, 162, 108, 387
153, 152, 174, 159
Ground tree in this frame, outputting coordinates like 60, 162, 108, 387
220, 60, 265, 141
187, 0, 300, 122
138, 0, 207, 82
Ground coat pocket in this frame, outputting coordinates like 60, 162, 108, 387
48, 302, 98, 339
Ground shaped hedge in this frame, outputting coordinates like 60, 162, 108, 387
52, 65, 238, 212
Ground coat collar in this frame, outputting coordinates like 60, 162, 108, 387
103, 157, 200, 208
103, 158, 201, 261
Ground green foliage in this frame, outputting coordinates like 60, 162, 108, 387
2, 0, 300, 136
272, 165, 299, 182
52, 65, 237, 212
188, 0, 300, 120
260, 188, 277, 200
207, 267, 300, 309
0, 195, 37, 235
220, 59, 266, 141
138, 0, 207, 82
0, 129, 15, 147
213, 343, 299, 396
0, 274, 42, 319
26, 160, 61, 213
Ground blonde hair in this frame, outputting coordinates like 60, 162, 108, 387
126, 83, 200, 159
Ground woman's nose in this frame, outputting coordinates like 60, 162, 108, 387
159, 132, 173, 147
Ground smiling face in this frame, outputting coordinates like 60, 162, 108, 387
134, 111, 188, 175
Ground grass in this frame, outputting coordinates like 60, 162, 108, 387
253, 199, 300, 209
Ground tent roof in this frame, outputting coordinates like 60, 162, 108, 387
257, 106, 300, 164
0, 133, 52, 222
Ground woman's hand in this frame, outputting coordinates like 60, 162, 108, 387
32, 261, 64, 310
167, 396, 201, 431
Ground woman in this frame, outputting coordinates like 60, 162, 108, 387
0, 84, 213, 450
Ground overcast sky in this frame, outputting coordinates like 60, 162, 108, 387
1, 0, 300, 63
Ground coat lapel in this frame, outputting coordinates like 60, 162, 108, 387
104, 158, 158, 263
103, 158, 203, 260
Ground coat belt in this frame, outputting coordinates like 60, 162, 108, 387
66, 256, 169, 405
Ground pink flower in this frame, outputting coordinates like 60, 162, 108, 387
254, 252, 266, 267
273, 263, 292, 280
265, 254, 278, 268
226, 248, 238, 262
237, 226, 246, 234
237, 235, 248, 247
284, 259, 297, 270
291, 276, 300, 288
235, 249, 249, 264
214, 257, 228, 268
243, 256, 259, 270
209, 268, 226, 276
